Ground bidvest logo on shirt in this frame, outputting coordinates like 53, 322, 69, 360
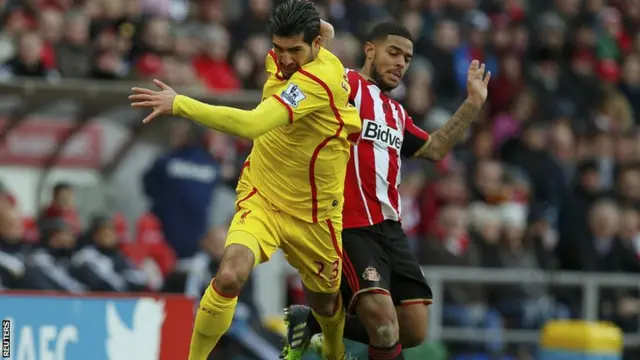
361, 120, 403, 151
0, 293, 193, 360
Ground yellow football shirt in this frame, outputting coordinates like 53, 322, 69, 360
246, 47, 361, 223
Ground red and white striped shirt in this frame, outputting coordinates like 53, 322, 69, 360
343, 69, 430, 229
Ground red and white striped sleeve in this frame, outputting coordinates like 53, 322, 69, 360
400, 110, 429, 157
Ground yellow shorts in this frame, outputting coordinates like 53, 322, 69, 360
226, 170, 343, 294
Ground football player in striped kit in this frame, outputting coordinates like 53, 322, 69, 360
282, 22, 490, 360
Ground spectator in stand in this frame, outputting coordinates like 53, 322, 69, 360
558, 159, 605, 246
71, 215, 148, 292
615, 133, 638, 168
121, 213, 177, 291
26, 218, 86, 293
501, 121, 566, 221
419, 205, 504, 356
0, 31, 58, 79
613, 208, 640, 332
491, 88, 537, 151
231, 0, 272, 45
488, 53, 525, 118
192, 24, 241, 92
461, 128, 495, 176
143, 121, 220, 258
615, 164, 640, 208
492, 202, 571, 329
469, 159, 505, 204
423, 18, 459, 102
453, 10, 498, 96
37, 8, 64, 71
619, 54, 640, 125
0, 204, 30, 289
558, 199, 624, 272
55, 10, 92, 78
549, 120, 577, 185
40, 182, 81, 234
418, 171, 468, 237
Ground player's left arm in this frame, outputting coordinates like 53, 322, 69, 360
413, 60, 490, 161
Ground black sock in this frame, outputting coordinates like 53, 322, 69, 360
307, 313, 370, 344
368, 343, 404, 360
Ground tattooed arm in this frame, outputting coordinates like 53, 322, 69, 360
413, 98, 483, 161
413, 60, 491, 161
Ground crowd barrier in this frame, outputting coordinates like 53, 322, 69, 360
0, 291, 194, 360
423, 266, 640, 347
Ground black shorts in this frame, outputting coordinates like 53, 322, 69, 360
340, 220, 433, 313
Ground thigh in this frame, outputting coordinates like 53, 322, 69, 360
226, 186, 281, 265
281, 214, 343, 295
340, 226, 392, 313
385, 223, 433, 306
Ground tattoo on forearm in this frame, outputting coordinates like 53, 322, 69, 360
417, 99, 482, 160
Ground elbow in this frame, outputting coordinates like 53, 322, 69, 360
244, 130, 261, 140
424, 136, 448, 161
429, 150, 446, 162
241, 127, 268, 140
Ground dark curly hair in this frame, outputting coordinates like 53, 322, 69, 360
269, 0, 321, 45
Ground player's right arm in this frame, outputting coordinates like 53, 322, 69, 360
172, 95, 290, 139
130, 77, 328, 139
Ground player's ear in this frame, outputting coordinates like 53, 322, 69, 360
312, 35, 322, 50
364, 42, 375, 60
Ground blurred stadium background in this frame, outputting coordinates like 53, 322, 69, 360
0, 0, 640, 359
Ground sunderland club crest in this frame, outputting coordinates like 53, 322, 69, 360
362, 266, 381, 282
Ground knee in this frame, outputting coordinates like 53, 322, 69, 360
357, 294, 399, 346
214, 266, 249, 295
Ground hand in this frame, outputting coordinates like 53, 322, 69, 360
320, 19, 335, 39
466, 59, 491, 107
320, 20, 335, 48
129, 79, 178, 124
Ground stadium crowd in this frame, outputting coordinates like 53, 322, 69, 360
2, 0, 640, 357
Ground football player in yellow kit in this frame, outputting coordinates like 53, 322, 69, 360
128, 1, 361, 359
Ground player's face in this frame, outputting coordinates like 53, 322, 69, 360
366, 35, 413, 91
272, 33, 321, 78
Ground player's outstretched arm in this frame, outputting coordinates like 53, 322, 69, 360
129, 79, 290, 139
414, 59, 490, 161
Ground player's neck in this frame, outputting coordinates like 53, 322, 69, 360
358, 70, 389, 94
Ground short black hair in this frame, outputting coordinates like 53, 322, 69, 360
53, 182, 72, 196
366, 22, 413, 43
269, 0, 321, 44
